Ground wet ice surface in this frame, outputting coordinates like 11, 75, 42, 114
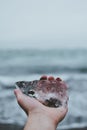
15, 78, 68, 108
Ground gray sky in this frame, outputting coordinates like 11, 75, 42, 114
0, 0, 87, 49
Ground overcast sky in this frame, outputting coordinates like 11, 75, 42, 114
0, 0, 87, 49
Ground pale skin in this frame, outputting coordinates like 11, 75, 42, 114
14, 76, 68, 130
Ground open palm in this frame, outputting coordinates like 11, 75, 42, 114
14, 76, 68, 125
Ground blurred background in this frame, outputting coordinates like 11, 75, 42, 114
0, 0, 87, 130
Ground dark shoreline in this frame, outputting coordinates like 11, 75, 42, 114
0, 123, 87, 130
0, 123, 24, 130
59, 128, 87, 130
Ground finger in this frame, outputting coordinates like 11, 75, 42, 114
14, 89, 42, 114
14, 88, 22, 99
14, 89, 30, 114
14, 88, 33, 106
56, 77, 62, 81
40, 75, 47, 80
48, 76, 55, 81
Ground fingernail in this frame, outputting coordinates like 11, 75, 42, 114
56, 77, 62, 81
48, 76, 54, 81
40, 75, 47, 80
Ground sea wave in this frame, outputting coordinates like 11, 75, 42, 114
1, 65, 87, 76
0, 48, 87, 128
0, 49, 87, 76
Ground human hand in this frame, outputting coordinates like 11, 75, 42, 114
14, 76, 68, 128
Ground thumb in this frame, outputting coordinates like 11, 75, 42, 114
14, 89, 30, 114
14, 89, 40, 114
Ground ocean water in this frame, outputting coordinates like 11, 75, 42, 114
0, 48, 87, 129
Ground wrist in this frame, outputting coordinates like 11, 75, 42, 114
24, 112, 57, 130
